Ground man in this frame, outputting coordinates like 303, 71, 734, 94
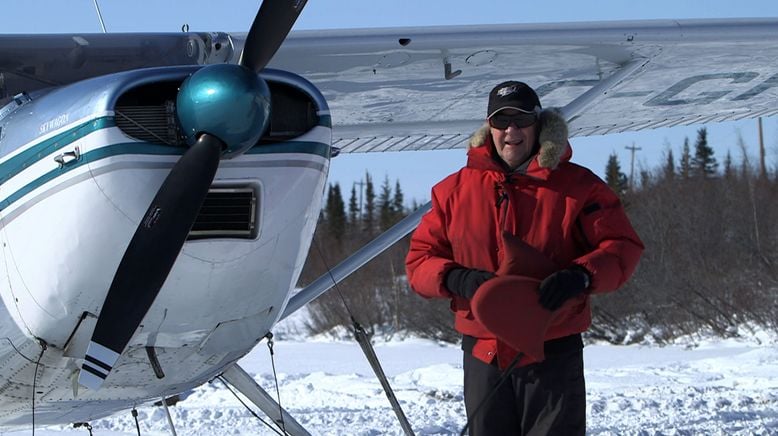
405, 81, 644, 435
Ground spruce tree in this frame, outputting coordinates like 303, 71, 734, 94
378, 175, 394, 231
679, 137, 692, 179
363, 171, 375, 235
324, 184, 334, 223
663, 148, 675, 182
737, 133, 752, 179
348, 184, 359, 226
392, 179, 405, 221
691, 127, 718, 178
605, 152, 628, 195
723, 150, 735, 180
325, 183, 346, 244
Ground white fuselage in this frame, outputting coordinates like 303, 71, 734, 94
0, 114, 329, 425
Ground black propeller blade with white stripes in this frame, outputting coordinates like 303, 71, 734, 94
79, 0, 307, 390
79, 135, 222, 387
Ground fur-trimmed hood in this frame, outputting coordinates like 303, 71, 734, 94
468, 108, 569, 169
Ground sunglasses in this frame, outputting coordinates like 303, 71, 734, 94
488, 113, 537, 130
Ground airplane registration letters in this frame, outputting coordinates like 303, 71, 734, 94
539, 72, 778, 107
645, 72, 760, 106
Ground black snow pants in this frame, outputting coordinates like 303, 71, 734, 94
462, 334, 586, 436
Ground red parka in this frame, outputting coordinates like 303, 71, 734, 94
406, 110, 644, 368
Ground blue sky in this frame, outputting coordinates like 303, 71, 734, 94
4, 1, 778, 203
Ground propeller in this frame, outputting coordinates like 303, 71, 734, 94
79, 135, 221, 388
79, 0, 307, 390
240, 0, 308, 72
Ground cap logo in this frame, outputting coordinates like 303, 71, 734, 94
496, 85, 518, 97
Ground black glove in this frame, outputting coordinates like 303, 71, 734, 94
445, 268, 495, 300
537, 266, 591, 311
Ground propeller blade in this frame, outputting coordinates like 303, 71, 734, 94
239, 0, 308, 72
79, 134, 223, 390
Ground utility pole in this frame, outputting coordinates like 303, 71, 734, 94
625, 143, 642, 190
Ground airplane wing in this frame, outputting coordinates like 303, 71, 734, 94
2, 18, 777, 152
0, 32, 227, 93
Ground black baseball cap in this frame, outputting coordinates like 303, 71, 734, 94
487, 81, 541, 119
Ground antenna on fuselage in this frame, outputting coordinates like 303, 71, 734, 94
92, 0, 107, 33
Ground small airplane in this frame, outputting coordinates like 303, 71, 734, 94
1, 0, 777, 433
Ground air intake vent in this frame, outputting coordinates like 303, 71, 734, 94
189, 188, 258, 240
114, 79, 319, 147
115, 103, 183, 146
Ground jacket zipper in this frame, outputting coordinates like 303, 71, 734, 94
495, 173, 512, 231
494, 174, 513, 266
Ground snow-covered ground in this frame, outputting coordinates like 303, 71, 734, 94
10, 324, 778, 435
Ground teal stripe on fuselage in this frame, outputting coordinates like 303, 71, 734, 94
0, 142, 183, 212
0, 122, 330, 213
0, 117, 115, 185
1, 115, 330, 181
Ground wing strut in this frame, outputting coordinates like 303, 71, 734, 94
353, 321, 416, 436
283, 205, 430, 435
561, 57, 649, 122
280, 202, 432, 320
220, 364, 311, 436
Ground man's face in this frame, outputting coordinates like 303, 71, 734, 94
489, 109, 538, 169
